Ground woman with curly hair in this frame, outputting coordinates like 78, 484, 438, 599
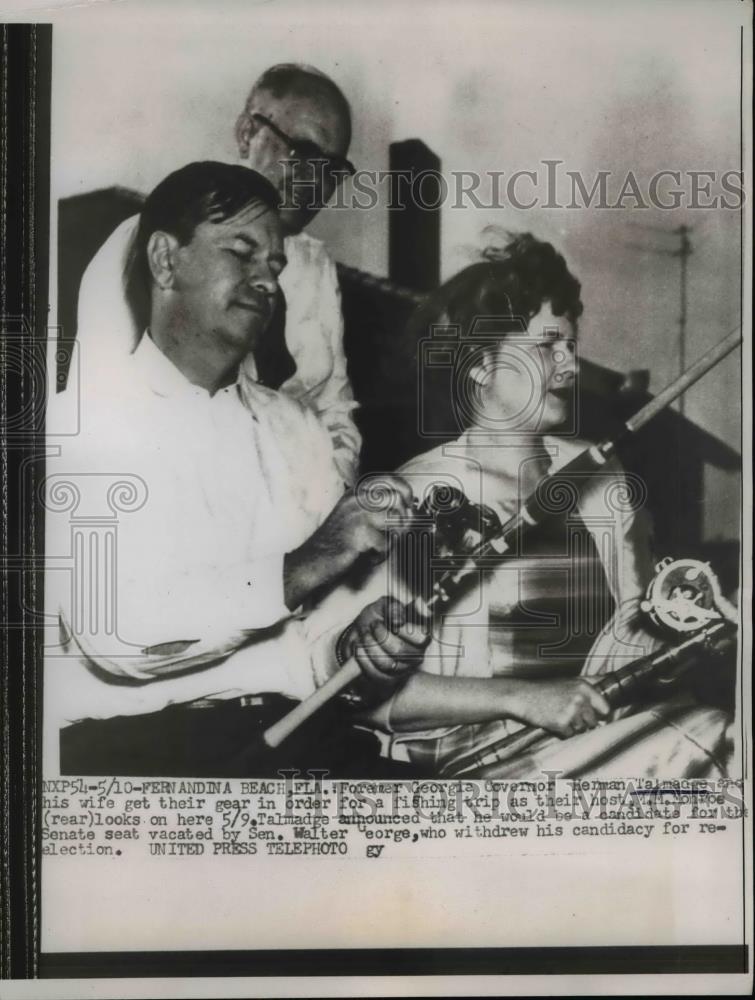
325, 232, 733, 778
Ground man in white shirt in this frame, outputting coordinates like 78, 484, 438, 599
46, 162, 423, 776
75, 64, 361, 485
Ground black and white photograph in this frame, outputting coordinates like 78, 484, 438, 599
42, 0, 746, 783
0, 0, 752, 993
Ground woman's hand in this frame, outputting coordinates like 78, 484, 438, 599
507, 677, 611, 738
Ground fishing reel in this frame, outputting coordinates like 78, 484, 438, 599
414, 485, 502, 558
640, 557, 732, 635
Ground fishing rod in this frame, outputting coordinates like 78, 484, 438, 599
439, 555, 738, 778
263, 328, 741, 750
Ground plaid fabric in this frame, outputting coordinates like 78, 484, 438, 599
486, 510, 616, 678
388, 694, 734, 780
388, 715, 525, 773
475, 696, 734, 780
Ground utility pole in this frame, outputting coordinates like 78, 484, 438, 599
673, 225, 693, 416
623, 222, 694, 416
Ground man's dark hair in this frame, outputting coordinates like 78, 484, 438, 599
126, 161, 280, 322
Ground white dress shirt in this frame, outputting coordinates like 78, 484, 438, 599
45, 334, 344, 726
75, 215, 361, 484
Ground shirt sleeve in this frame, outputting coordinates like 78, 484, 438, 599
279, 238, 362, 486
54, 540, 295, 684
580, 455, 662, 676
313, 251, 362, 485
45, 399, 295, 684
596, 455, 656, 631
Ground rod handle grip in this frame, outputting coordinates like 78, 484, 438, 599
263, 658, 362, 749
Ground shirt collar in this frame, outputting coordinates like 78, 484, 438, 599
133, 332, 242, 400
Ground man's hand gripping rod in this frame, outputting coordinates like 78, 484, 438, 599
263, 328, 741, 749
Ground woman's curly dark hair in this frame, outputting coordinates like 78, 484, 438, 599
410, 232, 583, 342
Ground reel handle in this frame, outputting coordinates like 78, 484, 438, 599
640, 556, 733, 635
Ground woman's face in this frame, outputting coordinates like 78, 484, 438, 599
470, 301, 577, 434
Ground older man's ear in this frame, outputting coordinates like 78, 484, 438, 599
235, 110, 254, 159
146, 230, 180, 291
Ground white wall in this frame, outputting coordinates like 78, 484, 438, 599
49, 0, 747, 540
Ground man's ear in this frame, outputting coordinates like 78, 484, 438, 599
235, 110, 254, 159
146, 231, 180, 291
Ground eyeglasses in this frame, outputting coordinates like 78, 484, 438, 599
251, 113, 356, 183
